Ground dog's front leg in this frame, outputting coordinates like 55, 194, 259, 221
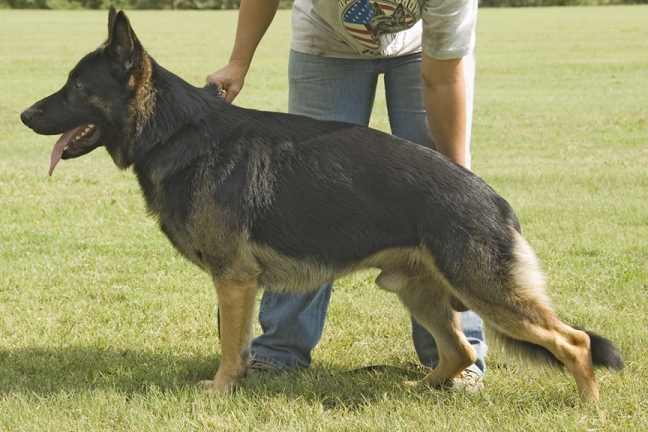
202, 268, 259, 393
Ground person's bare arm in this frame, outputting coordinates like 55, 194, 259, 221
205, 0, 281, 102
420, 53, 467, 167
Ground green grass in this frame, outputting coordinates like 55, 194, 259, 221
1, 6, 647, 431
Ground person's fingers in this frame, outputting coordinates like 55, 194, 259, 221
205, 71, 223, 88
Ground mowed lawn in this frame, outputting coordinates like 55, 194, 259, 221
1, 6, 647, 431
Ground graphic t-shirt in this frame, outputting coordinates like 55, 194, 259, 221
291, 0, 477, 60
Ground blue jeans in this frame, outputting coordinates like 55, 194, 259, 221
251, 50, 486, 376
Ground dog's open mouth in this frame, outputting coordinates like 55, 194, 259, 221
49, 124, 101, 175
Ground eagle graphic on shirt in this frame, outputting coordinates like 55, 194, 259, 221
341, 0, 419, 53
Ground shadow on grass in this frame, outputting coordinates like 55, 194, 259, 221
241, 363, 433, 410
0, 346, 215, 396
0, 346, 433, 409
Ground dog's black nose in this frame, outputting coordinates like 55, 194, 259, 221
20, 108, 40, 126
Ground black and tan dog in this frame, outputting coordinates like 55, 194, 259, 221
21, 7, 622, 402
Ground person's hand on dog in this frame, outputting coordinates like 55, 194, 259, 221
205, 0, 279, 103
205, 62, 247, 103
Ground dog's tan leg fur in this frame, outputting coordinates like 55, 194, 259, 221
417, 310, 477, 387
202, 264, 260, 393
511, 232, 599, 403
478, 231, 600, 402
539, 323, 598, 402
493, 313, 598, 402
390, 275, 477, 387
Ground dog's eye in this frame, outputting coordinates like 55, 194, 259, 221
74, 80, 82, 89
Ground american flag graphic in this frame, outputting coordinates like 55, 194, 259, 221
343, 1, 416, 51
343, 0, 379, 50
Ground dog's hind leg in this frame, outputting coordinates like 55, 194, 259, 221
480, 291, 600, 402
202, 262, 261, 393
490, 314, 599, 402
393, 275, 477, 388
501, 236, 600, 403
465, 231, 621, 403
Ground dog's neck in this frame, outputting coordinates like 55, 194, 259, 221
131, 57, 225, 162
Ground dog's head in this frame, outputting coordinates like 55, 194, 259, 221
21, 6, 151, 174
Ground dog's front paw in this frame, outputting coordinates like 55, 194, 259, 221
199, 379, 236, 393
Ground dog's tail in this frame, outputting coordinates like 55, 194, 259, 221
485, 325, 624, 370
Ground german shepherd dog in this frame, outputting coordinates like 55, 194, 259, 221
21, 7, 622, 402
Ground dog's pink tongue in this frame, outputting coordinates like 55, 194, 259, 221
49, 128, 79, 176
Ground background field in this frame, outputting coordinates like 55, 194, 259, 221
1, 6, 647, 431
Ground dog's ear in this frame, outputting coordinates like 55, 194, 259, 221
105, 10, 142, 78
108, 4, 117, 37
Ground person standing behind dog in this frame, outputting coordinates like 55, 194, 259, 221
206, 0, 486, 389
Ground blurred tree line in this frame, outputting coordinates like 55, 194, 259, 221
0, 0, 645, 10
0, 0, 279, 8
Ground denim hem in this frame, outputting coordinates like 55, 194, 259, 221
250, 354, 294, 373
